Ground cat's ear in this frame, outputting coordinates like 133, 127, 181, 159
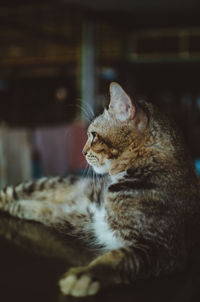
109, 82, 135, 122
109, 82, 148, 131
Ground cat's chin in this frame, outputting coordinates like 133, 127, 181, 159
92, 166, 108, 174
92, 161, 110, 175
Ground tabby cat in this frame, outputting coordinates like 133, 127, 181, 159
0, 82, 200, 297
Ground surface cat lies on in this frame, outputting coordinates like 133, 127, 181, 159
0, 82, 200, 297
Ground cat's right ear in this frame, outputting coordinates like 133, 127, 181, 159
109, 82, 136, 122
109, 82, 148, 131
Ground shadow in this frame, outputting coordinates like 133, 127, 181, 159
0, 213, 95, 302
0, 213, 95, 265
1, 212, 200, 302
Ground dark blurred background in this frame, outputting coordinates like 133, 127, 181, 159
0, 0, 200, 186
1, 2, 200, 302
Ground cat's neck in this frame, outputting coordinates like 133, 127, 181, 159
110, 171, 126, 184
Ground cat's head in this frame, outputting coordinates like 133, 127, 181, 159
82, 82, 149, 175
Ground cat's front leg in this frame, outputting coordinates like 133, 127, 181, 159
59, 266, 101, 297
59, 241, 183, 297
59, 247, 137, 297
0, 176, 94, 227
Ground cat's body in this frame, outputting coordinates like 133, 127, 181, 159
0, 82, 200, 297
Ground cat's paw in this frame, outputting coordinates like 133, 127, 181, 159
59, 266, 100, 297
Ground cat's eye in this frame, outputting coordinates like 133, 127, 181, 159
91, 132, 97, 143
91, 132, 97, 138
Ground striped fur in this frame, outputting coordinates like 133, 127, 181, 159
1, 82, 200, 297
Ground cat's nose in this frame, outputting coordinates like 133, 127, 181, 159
82, 149, 87, 156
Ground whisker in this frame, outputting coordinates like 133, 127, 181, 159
82, 163, 89, 178
75, 103, 94, 123
84, 103, 95, 120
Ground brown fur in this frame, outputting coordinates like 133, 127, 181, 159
0, 82, 200, 297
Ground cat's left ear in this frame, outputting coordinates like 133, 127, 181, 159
109, 82, 136, 122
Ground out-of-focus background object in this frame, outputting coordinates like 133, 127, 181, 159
1, 2, 200, 302
0, 0, 200, 187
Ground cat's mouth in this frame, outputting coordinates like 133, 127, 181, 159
86, 154, 99, 166
86, 154, 110, 174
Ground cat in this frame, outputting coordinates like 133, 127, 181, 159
0, 82, 200, 297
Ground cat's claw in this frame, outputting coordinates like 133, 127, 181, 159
59, 268, 100, 297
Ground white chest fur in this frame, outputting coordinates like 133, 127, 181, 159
90, 204, 125, 251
